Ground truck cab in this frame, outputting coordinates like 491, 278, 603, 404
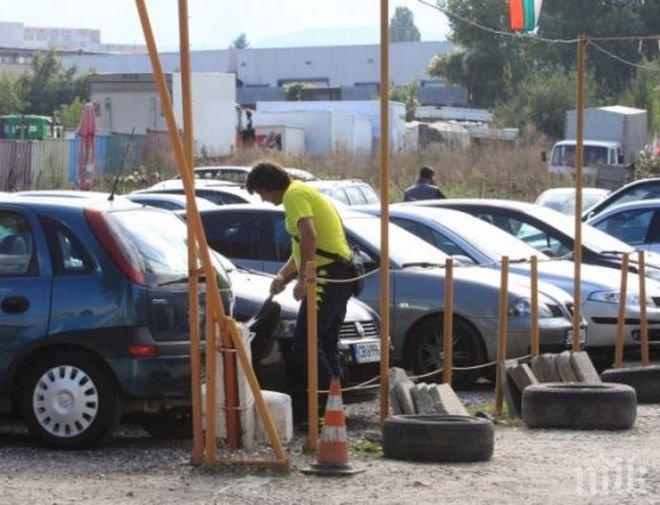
548, 139, 623, 176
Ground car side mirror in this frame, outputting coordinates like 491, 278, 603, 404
541, 151, 547, 163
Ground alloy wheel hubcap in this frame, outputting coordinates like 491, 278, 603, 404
32, 366, 99, 438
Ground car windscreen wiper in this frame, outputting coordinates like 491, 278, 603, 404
599, 250, 634, 257
400, 262, 445, 269
158, 274, 206, 287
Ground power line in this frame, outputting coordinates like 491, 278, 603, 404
589, 40, 660, 73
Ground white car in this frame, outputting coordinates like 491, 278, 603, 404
587, 198, 660, 254
535, 187, 610, 215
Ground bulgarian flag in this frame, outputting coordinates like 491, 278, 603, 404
509, 0, 543, 32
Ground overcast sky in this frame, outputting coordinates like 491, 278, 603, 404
3, 0, 449, 50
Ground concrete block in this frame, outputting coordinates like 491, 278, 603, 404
395, 381, 416, 415
389, 367, 411, 415
503, 360, 525, 417
570, 351, 602, 383
531, 353, 561, 383
556, 351, 579, 382
509, 363, 539, 391
411, 384, 436, 414
428, 383, 469, 416
255, 390, 293, 444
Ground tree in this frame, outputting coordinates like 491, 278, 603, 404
0, 74, 25, 115
231, 33, 250, 50
390, 79, 420, 121
389, 7, 421, 42
54, 96, 85, 129
18, 51, 91, 117
284, 82, 306, 101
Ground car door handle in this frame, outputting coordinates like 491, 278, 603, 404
2, 296, 30, 314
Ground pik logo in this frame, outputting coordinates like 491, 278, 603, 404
575, 455, 652, 499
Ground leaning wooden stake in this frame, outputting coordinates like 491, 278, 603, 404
639, 250, 649, 367
135, 0, 288, 469
442, 258, 454, 385
495, 256, 509, 417
378, 0, 391, 424
530, 255, 540, 357
614, 253, 630, 369
305, 261, 319, 452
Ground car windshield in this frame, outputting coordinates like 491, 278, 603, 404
536, 190, 608, 215
551, 144, 609, 167
528, 206, 634, 254
442, 213, 548, 261
345, 216, 448, 266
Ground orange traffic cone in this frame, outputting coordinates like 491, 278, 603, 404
302, 377, 364, 476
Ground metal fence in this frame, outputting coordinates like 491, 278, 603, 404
0, 131, 173, 191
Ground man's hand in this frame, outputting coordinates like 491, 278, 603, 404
293, 279, 306, 301
270, 274, 287, 295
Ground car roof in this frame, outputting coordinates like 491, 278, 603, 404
554, 139, 621, 148
588, 198, 660, 223
16, 190, 111, 199
1, 193, 140, 212
197, 203, 369, 220
404, 198, 538, 212
125, 192, 218, 210
143, 179, 241, 191
308, 179, 369, 188
536, 187, 610, 198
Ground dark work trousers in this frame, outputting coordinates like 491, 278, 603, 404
291, 261, 353, 416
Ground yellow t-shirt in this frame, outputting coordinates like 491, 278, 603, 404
283, 181, 351, 270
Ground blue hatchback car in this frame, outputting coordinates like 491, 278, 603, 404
0, 195, 232, 448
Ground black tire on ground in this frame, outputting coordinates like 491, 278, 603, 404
522, 383, 637, 430
20, 349, 121, 449
600, 366, 660, 404
405, 317, 485, 390
383, 414, 494, 463
139, 409, 193, 439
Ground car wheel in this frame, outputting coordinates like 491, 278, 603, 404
405, 316, 485, 389
522, 383, 636, 430
139, 409, 192, 439
20, 349, 121, 449
383, 414, 494, 462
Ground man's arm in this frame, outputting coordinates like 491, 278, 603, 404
271, 255, 297, 294
293, 217, 317, 300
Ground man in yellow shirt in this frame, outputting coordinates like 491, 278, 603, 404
246, 161, 353, 417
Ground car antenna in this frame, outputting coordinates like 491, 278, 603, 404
108, 127, 136, 201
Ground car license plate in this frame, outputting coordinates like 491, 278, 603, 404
564, 327, 587, 346
351, 340, 381, 364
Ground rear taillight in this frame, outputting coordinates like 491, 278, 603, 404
128, 345, 157, 357
84, 207, 146, 285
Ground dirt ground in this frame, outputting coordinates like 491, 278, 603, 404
1, 388, 659, 505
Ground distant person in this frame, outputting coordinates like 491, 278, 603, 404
404, 166, 446, 201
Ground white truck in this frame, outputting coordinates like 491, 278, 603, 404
544, 105, 647, 188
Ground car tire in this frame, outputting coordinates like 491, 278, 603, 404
139, 410, 193, 439
405, 317, 485, 389
383, 414, 494, 462
20, 349, 121, 449
600, 366, 660, 404
522, 383, 636, 430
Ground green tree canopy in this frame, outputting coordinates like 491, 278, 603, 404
0, 73, 25, 115
231, 33, 250, 49
389, 7, 421, 42
390, 78, 420, 121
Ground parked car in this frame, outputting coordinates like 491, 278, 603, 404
308, 180, 380, 206
0, 195, 234, 448
17, 190, 111, 200
125, 193, 217, 212
219, 253, 380, 400
193, 205, 577, 388
366, 205, 660, 357
535, 187, 610, 215
587, 199, 660, 254
408, 198, 660, 283
134, 179, 260, 205
582, 177, 660, 221
193, 165, 317, 184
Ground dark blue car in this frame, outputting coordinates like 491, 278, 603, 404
0, 195, 232, 448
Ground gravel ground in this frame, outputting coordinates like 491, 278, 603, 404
1, 386, 659, 505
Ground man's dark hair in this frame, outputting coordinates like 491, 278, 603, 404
246, 161, 292, 193
419, 166, 435, 179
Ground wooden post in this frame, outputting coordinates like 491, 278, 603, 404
204, 316, 217, 463
442, 259, 454, 384
305, 261, 319, 452
530, 255, 540, 357
572, 36, 587, 353
177, 0, 203, 466
639, 250, 649, 366
378, 0, 391, 424
614, 253, 630, 369
495, 256, 509, 417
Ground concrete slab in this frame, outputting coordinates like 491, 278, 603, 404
255, 390, 293, 444
556, 351, 579, 382
571, 351, 602, 383
503, 360, 524, 417
389, 367, 410, 415
531, 354, 561, 383
411, 384, 436, 414
429, 383, 469, 416
394, 381, 416, 415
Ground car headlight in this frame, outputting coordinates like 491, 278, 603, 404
587, 290, 655, 307
271, 319, 297, 339
508, 298, 553, 318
